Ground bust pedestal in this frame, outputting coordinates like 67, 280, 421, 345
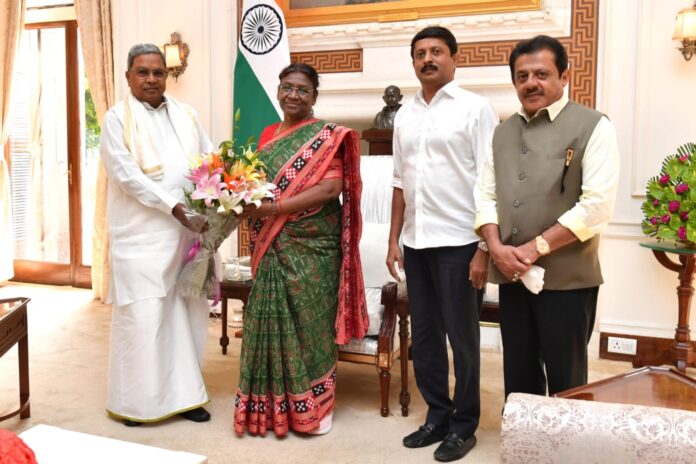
362, 128, 393, 155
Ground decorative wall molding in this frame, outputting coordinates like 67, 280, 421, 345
238, 222, 250, 257
290, 49, 362, 73
455, 0, 597, 107
290, 0, 597, 107
286, 0, 570, 51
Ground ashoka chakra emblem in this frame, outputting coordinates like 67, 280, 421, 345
240, 4, 283, 55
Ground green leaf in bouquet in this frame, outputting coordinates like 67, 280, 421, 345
648, 180, 664, 200
670, 214, 682, 231
688, 225, 696, 243
640, 201, 651, 215
641, 220, 657, 236
664, 157, 682, 179
664, 189, 678, 202
688, 215, 696, 230
218, 139, 235, 163
657, 227, 675, 240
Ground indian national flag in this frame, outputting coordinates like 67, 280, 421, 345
233, 0, 290, 149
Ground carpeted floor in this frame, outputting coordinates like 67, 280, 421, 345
0, 282, 633, 463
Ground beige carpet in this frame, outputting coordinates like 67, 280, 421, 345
0, 282, 632, 463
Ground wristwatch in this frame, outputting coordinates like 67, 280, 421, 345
535, 235, 550, 255
477, 241, 489, 253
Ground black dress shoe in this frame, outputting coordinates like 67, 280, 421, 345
403, 423, 447, 448
433, 433, 476, 462
179, 407, 211, 422
122, 419, 142, 427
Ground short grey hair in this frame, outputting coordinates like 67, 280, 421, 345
127, 43, 165, 70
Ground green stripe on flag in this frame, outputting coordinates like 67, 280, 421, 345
232, 52, 280, 151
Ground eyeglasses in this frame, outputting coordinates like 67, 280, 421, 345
278, 83, 314, 97
132, 68, 168, 80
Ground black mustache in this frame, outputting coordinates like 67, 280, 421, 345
421, 64, 438, 72
525, 90, 543, 97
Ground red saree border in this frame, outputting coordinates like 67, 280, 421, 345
233, 365, 337, 437
249, 122, 368, 344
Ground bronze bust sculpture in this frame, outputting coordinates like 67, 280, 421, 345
373, 85, 403, 129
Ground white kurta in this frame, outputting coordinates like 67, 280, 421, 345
100, 97, 213, 421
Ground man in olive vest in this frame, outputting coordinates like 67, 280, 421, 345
474, 35, 620, 398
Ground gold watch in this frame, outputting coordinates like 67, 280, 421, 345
535, 235, 550, 255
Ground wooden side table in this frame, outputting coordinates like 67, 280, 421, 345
555, 366, 696, 411
639, 241, 696, 372
218, 280, 252, 354
0, 297, 30, 421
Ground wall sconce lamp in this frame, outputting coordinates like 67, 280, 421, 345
674, 4, 696, 61
162, 32, 189, 81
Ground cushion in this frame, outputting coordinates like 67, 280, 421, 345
339, 332, 401, 356
364, 287, 383, 336
360, 222, 395, 288
359, 155, 394, 224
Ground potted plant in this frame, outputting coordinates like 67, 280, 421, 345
641, 142, 696, 246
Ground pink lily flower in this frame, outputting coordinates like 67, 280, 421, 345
191, 172, 227, 207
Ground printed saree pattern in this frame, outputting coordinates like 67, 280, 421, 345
234, 120, 367, 436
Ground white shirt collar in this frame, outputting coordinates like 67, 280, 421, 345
415, 80, 458, 106
517, 94, 569, 122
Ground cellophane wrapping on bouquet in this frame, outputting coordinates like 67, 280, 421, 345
177, 210, 241, 301
177, 118, 275, 302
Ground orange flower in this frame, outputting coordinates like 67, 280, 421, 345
209, 153, 224, 173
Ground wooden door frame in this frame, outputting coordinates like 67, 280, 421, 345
12, 20, 91, 288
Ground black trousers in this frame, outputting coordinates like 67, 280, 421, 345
499, 283, 599, 397
403, 244, 482, 438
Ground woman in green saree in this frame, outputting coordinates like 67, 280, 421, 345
233, 63, 368, 437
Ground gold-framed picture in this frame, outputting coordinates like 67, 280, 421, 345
281, 0, 542, 28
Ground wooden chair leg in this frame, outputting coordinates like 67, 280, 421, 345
399, 314, 410, 416
379, 367, 391, 417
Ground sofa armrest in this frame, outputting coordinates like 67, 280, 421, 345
376, 282, 398, 366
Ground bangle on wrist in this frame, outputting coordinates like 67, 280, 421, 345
270, 201, 278, 215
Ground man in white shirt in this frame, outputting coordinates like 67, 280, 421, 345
386, 26, 498, 462
101, 44, 214, 426
474, 35, 619, 399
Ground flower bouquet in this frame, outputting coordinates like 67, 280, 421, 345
641, 142, 696, 246
178, 132, 275, 303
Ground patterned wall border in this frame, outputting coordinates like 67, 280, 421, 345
290, 49, 363, 73
456, 0, 598, 108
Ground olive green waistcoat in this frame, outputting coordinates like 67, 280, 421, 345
490, 101, 603, 290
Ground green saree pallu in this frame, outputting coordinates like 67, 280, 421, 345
234, 119, 368, 436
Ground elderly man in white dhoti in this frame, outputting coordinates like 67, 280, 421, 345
100, 44, 214, 427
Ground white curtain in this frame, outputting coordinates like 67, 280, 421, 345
0, 0, 26, 282
75, 0, 114, 300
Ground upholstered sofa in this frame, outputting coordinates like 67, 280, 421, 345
501, 392, 696, 463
